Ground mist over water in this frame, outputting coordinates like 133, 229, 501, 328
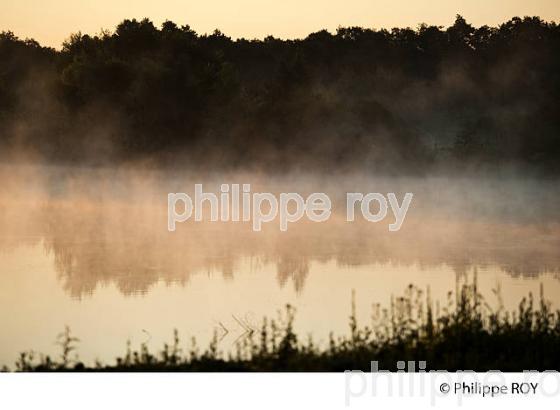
0, 164, 559, 365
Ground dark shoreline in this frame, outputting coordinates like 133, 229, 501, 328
6, 281, 560, 372
2, 16, 560, 174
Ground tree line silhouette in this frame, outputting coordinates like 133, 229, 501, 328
0, 15, 559, 173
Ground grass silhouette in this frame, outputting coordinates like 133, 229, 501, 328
7, 278, 560, 372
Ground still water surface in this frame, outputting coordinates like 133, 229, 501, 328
1, 166, 559, 365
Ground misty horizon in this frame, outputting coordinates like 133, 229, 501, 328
1, 15, 559, 175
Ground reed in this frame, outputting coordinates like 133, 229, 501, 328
8, 279, 560, 372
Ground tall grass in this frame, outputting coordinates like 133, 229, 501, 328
8, 278, 560, 372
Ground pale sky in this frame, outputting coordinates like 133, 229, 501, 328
2, 0, 560, 48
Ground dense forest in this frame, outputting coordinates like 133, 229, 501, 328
0, 15, 559, 173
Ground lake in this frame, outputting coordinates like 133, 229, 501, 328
1, 165, 559, 366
